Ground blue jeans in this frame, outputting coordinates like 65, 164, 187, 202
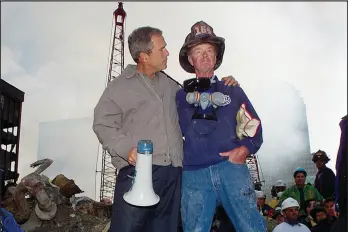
181, 160, 267, 232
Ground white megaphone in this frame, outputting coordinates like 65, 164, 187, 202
123, 140, 160, 207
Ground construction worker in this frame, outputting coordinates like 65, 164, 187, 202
269, 180, 286, 208
312, 150, 336, 198
176, 21, 266, 232
93, 26, 239, 232
272, 197, 311, 232
256, 191, 274, 217
255, 191, 276, 232
278, 167, 323, 215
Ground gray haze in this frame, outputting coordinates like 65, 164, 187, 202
253, 80, 316, 197
37, 118, 99, 199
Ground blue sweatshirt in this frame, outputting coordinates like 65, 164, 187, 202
176, 76, 263, 170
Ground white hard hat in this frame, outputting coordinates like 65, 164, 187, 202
255, 190, 266, 199
281, 197, 299, 213
275, 180, 286, 187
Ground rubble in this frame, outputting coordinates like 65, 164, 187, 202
1, 159, 112, 232
52, 174, 83, 199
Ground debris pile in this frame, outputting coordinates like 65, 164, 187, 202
1, 159, 112, 232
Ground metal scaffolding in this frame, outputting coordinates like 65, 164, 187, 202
99, 2, 126, 201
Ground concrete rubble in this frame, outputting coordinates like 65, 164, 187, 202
1, 159, 112, 232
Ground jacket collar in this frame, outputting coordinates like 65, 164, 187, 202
123, 64, 139, 79
123, 64, 162, 80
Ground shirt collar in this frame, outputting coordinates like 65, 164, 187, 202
210, 75, 218, 83
123, 64, 160, 82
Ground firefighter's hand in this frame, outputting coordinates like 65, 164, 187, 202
219, 146, 249, 164
127, 147, 137, 166
221, 75, 240, 87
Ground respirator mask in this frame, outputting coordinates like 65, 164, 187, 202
183, 77, 230, 135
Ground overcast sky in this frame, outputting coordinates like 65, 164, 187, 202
1, 2, 346, 188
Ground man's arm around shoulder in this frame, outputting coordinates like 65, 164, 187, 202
93, 85, 132, 163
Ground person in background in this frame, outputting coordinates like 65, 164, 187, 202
312, 150, 336, 198
310, 206, 333, 232
278, 167, 323, 215
269, 180, 286, 208
255, 191, 275, 232
271, 207, 285, 225
267, 207, 283, 232
323, 197, 337, 223
272, 197, 310, 232
256, 190, 274, 217
299, 199, 318, 229
265, 216, 278, 232
93, 26, 239, 232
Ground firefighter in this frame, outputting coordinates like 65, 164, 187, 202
312, 150, 336, 198
176, 20, 266, 232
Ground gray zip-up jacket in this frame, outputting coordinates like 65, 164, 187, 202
93, 65, 183, 170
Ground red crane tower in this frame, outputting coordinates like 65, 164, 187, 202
99, 2, 127, 201
246, 154, 263, 190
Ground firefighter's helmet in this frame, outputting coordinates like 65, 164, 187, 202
179, 21, 225, 73
312, 149, 330, 163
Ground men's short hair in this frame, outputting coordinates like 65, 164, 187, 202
128, 26, 162, 63
304, 199, 316, 209
324, 197, 335, 204
310, 206, 327, 223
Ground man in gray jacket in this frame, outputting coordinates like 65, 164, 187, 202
93, 26, 238, 232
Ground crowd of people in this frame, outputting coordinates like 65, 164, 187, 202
209, 148, 345, 232
255, 159, 338, 232
92, 19, 347, 232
